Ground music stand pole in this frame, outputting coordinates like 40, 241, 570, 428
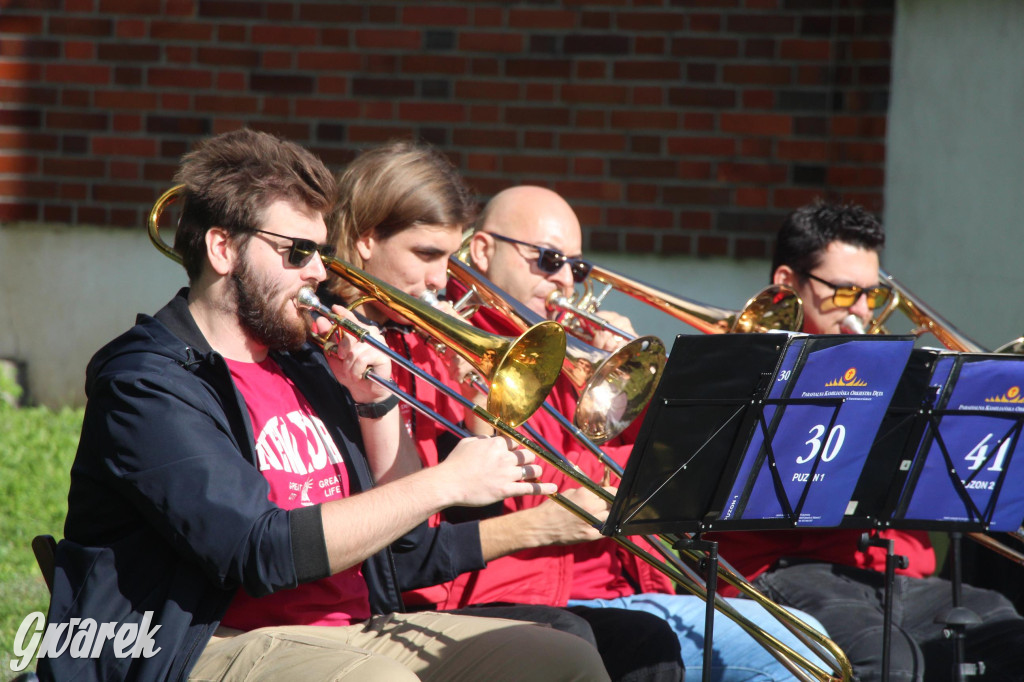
860, 533, 908, 682
676, 534, 719, 682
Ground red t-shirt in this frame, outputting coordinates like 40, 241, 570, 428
220, 356, 370, 629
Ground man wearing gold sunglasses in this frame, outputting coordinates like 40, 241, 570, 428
769, 202, 891, 336
713, 201, 1024, 682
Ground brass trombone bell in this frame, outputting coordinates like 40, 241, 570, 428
447, 254, 666, 444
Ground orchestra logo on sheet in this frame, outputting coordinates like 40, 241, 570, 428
824, 367, 868, 388
985, 385, 1024, 404
9, 611, 161, 672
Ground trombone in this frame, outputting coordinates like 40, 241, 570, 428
148, 186, 851, 681
447, 254, 667, 444
548, 262, 804, 341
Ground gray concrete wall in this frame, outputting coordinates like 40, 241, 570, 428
884, 0, 1024, 351
0, 224, 187, 407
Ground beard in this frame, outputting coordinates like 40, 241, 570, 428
231, 255, 311, 352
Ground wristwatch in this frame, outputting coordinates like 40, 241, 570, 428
353, 394, 400, 419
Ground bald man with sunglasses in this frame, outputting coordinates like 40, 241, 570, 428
453, 186, 834, 682
710, 201, 1024, 682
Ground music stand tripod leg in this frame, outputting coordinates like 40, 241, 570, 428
860, 533, 908, 682
938, 532, 984, 681
676, 535, 719, 682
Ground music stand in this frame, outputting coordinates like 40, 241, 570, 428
605, 332, 915, 537
602, 332, 914, 682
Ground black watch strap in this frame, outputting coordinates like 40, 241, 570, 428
353, 394, 400, 419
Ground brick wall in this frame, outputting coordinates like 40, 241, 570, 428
0, 0, 893, 258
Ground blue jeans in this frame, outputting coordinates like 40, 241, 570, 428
754, 562, 1024, 682
569, 594, 830, 682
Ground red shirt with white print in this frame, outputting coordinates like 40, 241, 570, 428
220, 356, 370, 629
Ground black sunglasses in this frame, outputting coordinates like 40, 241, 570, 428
802, 271, 893, 309
252, 229, 336, 267
485, 232, 593, 283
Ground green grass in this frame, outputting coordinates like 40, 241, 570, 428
0, 402, 82, 678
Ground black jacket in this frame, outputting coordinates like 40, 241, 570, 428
39, 289, 484, 681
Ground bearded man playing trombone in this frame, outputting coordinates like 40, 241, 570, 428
38, 129, 613, 682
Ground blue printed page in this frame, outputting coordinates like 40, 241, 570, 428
724, 337, 913, 526
902, 358, 1024, 531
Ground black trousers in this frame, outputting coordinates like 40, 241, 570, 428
447, 603, 685, 682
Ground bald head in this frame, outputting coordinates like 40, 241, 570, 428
478, 186, 582, 245
470, 185, 583, 318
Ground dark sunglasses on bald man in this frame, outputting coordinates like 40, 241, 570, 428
802, 271, 893, 309
252, 229, 337, 267
485, 232, 593, 283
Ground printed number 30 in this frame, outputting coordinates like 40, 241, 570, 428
797, 424, 846, 464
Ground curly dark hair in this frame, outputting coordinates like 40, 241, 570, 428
771, 200, 885, 278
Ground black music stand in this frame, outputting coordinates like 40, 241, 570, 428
843, 349, 1024, 680
602, 332, 914, 682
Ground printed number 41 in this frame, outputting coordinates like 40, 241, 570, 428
964, 433, 1010, 472
796, 424, 846, 464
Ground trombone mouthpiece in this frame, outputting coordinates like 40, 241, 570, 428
296, 287, 325, 313
841, 314, 866, 334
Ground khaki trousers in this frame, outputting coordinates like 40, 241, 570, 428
189, 612, 611, 681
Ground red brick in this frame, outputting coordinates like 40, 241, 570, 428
398, 102, 466, 123
740, 138, 773, 157
613, 60, 681, 80
0, 61, 43, 82
166, 46, 193, 63
574, 157, 605, 176
835, 142, 885, 164
149, 20, 214, 41
471, 57, 500, 76
735, 237, 770, 259
162, 93, 191, 110
689, 13, 722, 32
636, 36, 666, 55
110, 160, 140, 179
576, 60, 607, 79
197, 46, 260, 68
261, 51, 294, 70
525, 83, 556, 102
113, 114, 142, 133
93, 137, 158, 157
355, 29, 420, 50
508, 9, 576, 30
735, 187, 770, 208
116, 19, 147, 38
723, 64, 791, 85
149, 68, 213, 89
455, 80, 521, 101
727, 14, 796, 34
667, 136, 735, 156
45, 64, 111, 85
507, 59, 572, 79
469, 104, 500, 123
0, 202, 39, 221
554, 181, 620, 202
300, 51, 360, 71
610, 110, 679, 130
683, 112, 716, 131
777, 139, 828, 161
671, 37, 739, 58
65, 41, 95, 60
619, 11, 686, 31
662, 233, 692, 255
780, 39, 831, 61
0, 15, 45, 34
0, 131, 58, 151
625, 232, 656, 251
607, 208, 674, 229
610, 158, 678, 179
831, 115, 886, 137
218, 24, 247, 42
742, 89, 775, 109
400, 54, 468, 75
721, 112, 792, 135
574, 110, 606, 128
466, 153, 499, 172
217, 72, 246, 90
561, 84, 628, 105
503, 155, 569, 175
580, 11, 612, 31
0, 155, 38, 173
669, 87, 737, 108
459, 32, 523, 53
633, 86, 663, 106
403, 5, 471, 25
775, 188, 825, 209
524, 131, 555, 149
850, 40, 890, 60
60, 182, 87, 200
663, 186, 731, 206
626, 183, 658, 203
295, 99, 360, 118
559, 133, 626, 152
193, 95, 259, 114
454, 129, 518, 148
506, 106, 571, 126
696, 235, 729, 257
43, 205, 73, 222
46, 111, 108, 130
93, 183, 154, 203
